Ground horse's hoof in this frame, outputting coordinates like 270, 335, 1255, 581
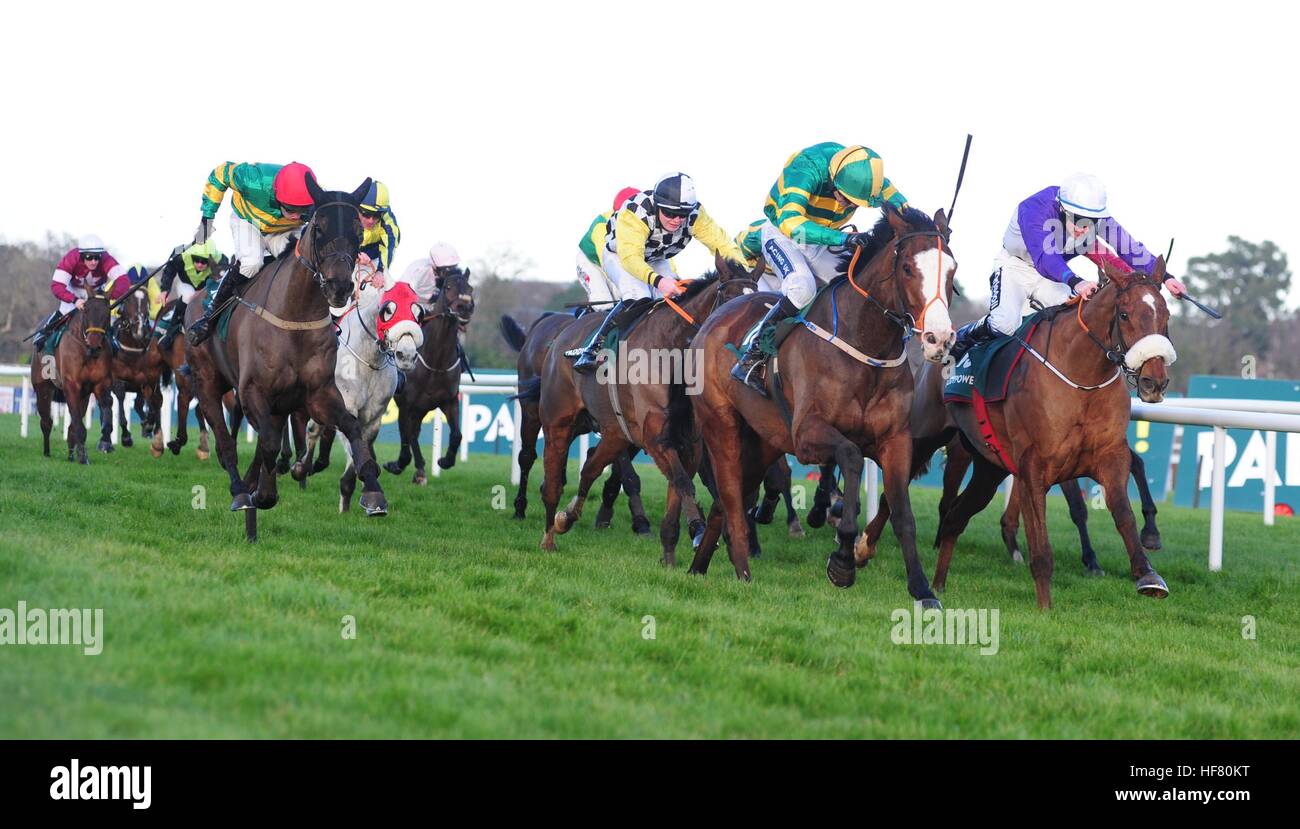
413, 473, 427, 486
291, 462, 307, 482
806, 508, 827, 529
829, 500, 844, 520
661, 552, 676, 568
826, 554, 856, 589
1011, 548, 1024, 564
540, 534, 557, 552
97, 440, 113, 453
77, 454, 89, 465
360, 492, 388, 517
1085, 566, 1105, 578
853, 533, 875, 567
230, 493, 254, 511
275, 459, 291, 475
167, 440, 182, 456
631, 516, 652, 537
512, 511, 527, 521
252, 490, 278, 510
339, 496, 350, 514
1136, 572, 1169, 598
149, 443, 163, 459
749, 505, 774, 525
195, 448, 210, 462
788, 522, 805, 539
918, 597, 943, 611
121, 433, 133, 448
593, 518, 612, 530
383, 461, 403, 475
1141, 531, 1163, 552
437, 457, 455, 470
687, 565, 706, 577
554, 511, 572, 534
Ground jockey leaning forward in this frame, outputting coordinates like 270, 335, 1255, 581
32, 235, 131, 351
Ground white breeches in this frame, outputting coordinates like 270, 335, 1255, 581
987, 250, 1074, 335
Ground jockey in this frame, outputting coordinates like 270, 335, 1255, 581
731, 142, 909, 394
400, 242, 465, 307
575, 186, 641, 310
948, 173, 1189, 363
189, 160, 315, 343
156, 239, 228, 350
567, 172, 746, 373
357, 179, 401, 279
32, 235, 131, 351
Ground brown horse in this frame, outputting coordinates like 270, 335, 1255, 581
538, 256, 759, 562
31, 291, 114, 463
107, 285, 163, 449
382, 267, 476, 484
901, 257, 1175, 608
186, 176, 387, 538
147, 299, 212, 461
686, 206, 956, 603
500, 310, 651, 535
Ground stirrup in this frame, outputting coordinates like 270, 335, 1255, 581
731, 352, 770, 397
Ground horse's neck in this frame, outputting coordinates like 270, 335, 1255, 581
260, 251, 327, 317
421, 315, 459, 362
1042, 288, 1118, 381
343, 301, 384, 360
809, 268, 905, 359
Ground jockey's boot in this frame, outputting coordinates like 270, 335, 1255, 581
730, 295, 798, 397
568, 300, 626, 374
189, 268, 247, 345
32, 311, 60, 353
948, 316, 999, 366
156, 300, 186, 351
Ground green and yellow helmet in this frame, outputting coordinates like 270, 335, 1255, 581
829, 145, 888, 208
361, 180, 391, 215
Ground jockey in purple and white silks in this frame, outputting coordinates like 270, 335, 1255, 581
948, 173, 1188, 363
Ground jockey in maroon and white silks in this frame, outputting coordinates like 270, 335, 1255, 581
50, 235, 131, 313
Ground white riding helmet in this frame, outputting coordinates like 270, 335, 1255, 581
1058, 173, 1108, 219
78, 234, 106, 254
428, 242, 461, 268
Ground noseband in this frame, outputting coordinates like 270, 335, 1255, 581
295, 200, 363, 294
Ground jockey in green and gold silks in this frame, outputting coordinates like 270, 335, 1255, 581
731, 142, 911, 396
156, 239, 227, 350
189, 160, 315, 344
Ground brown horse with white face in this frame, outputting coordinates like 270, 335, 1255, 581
107, 285, 163, 448
687, 206, 956, 603
31, 291, 114, 463
908, 257, 1176, 608
185, 176, 387, 538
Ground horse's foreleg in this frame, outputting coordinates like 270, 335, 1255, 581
593, 457, 623, 530
383, 402, 412, 476
96, 389, 114, 453
1015, 450, 1056, 609
1061, 479, 1102, 576
312, 423, 337, 475
309, 387, 386, 517
807, 462, 837, 528
436, 397, 461, 470
115, 384, 134, 447
688, 412, 751, 581
194, 373, 245, 509
539, 419, 576, 551
620, 449, 651, 536
1130, 448, 1162, 551
513, 404, 541, 520
1098, 449, 1168, 600
556, 433, 627, 540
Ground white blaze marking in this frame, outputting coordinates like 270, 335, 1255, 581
911, 248, 955, 334
1142, 293, 1157, 312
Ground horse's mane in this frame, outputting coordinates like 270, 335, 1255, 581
675, 271, 720, 303
855, 206, 939, 265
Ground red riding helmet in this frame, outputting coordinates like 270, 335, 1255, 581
273, 161, 315, 209
613, 186, 640, 213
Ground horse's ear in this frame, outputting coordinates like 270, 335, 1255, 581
348, 177, 373, 205
1151, 254, 1167, 282
1096, 256, 1128, 287
305, 171, 324, 205
463, 268, 471, 282
933, 208, 950, 241
884, 201, 910, 237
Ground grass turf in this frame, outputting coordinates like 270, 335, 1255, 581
0, 414, 1297, 738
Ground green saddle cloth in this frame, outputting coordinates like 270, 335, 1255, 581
944, 313, 1043, 403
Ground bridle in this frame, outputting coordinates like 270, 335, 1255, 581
112, 294, 154, 352
845, 227, 953, 346
295, 200, 364, 296
1075, 276, 1165, 388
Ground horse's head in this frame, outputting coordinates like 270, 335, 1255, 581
434, 267, 475, 334
118, 286, 151, 342
82, 290, 112, 354
376, 281, 426, 371
1097, 256, 1177, 403
714, 253, 763, 302
302, 174, 372, 308
881, 205, 957, 363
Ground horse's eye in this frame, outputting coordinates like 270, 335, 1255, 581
1119, 312, 1130, 321
381, 302, 396, 321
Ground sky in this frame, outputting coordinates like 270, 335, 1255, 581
2, 1, 1296, 308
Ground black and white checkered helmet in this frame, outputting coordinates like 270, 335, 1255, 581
651, 172, 699, 214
